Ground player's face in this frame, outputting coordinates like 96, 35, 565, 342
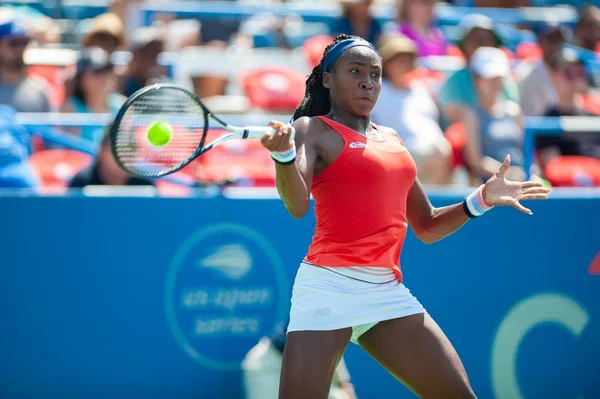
323, 47, 382, 117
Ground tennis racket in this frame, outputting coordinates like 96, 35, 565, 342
110, 83, 293, 178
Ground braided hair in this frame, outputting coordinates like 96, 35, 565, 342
292, 34, 359, 121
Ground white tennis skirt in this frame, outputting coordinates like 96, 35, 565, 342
287, 262, 426, 344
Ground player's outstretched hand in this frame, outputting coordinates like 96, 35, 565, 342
482, 155, 550, 215
260, 121, 295, 153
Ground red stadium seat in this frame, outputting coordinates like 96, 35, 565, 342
27, 64, 75, 109
196, 131, 275, 187
516, 42, 543, 60
303, 35, 333, 69
444, 122, 468, 168
240, 65, 306, 111
29, 149, 93, 187
578, 93, 600, 116
544, 156, 600, 187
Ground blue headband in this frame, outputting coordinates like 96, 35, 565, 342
322, 38, 378, 73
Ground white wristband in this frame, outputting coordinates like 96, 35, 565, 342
464, 185, 493, 218
270, 125, 296, 165
271, 145, 296, 165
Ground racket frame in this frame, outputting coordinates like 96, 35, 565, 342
110, 84, 274, 178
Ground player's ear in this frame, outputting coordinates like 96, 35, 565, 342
322, 72, 331, 89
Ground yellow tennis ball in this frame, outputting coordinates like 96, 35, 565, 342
147, 121, 172, 147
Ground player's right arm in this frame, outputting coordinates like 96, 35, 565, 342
262, 117, 316, 219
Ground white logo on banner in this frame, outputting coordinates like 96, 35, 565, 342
491, 293, 590, 399
164, 223, 289, 371
198, 244, 252, 280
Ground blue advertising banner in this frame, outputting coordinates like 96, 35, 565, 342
0, 192, 598, 399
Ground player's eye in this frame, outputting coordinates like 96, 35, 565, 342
371, 72, 381, 78
350, 69, 360, 75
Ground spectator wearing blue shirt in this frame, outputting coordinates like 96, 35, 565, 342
0, 105, 39, 189
61, 47, 125, 144
437, 14, 519, 127
462, 47, 528, 182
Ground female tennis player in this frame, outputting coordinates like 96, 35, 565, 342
260, 34, 549, 399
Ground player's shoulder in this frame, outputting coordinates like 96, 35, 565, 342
292, 116, 328, 141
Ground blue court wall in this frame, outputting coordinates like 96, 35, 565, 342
0, 192, 598, 399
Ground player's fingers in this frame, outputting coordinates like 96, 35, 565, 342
520, 180, 544, 189
511, 200, 533, 215
497, 155, 511, 177
268, 127, 285, 149
260, 133, 272, 145
521, 187, 550, 195
520, 193, 549, 201
268, 120, 284, 129
286, 124, 296, 142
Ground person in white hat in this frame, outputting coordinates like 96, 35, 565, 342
437, 14, 519, 127
462, 47, 531, 182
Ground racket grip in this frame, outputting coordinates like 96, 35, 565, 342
243, 125, 295, 141
243, 126, 275, 140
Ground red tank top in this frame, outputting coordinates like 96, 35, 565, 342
304, 116, 417, 282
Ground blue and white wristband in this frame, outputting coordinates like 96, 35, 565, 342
271, 146, 296, 165
463, 185, 493, 218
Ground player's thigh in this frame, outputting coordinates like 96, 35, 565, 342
358, 313, 476, 399
279, 328, 352, 399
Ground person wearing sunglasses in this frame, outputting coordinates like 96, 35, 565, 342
61, 47, 125, 144
0, 20, 50, 113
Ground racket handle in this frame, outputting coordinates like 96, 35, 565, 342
242, 125, 295, 141
243, 126, 274, 140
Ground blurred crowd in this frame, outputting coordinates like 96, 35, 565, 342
0, 0, 599, 193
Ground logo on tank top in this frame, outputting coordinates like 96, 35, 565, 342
349, 142, 367, 148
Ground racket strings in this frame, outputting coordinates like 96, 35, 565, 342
113, 88, 207, 176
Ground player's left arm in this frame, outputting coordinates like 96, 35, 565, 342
407, 155, 550, 244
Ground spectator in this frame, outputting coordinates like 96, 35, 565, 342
395, 0, 447, 57
0, 104, 38, 189
61, 47, 125, 144
80, 13, 125, 55
0, 5, 61, 45
120, 24, 166, 97
371, 33, 452, 184
164, 19, 201, 52
437, 14, 519, 126
69, 125, 155, 188
537, 48, 600, 172
0, 20, 50, 113
463, 47, 528, 182
332, 0, 382, 45
517, 21, 570, 117
573, 5, 600, 52
241, 320, 357, 399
